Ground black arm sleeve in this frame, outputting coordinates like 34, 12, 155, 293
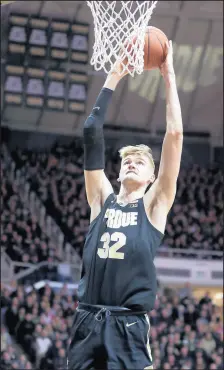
83, 87, 113, 171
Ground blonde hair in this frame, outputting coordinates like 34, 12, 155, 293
119, 144, 155, 171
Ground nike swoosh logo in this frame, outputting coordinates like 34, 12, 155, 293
126, 321, 138, 327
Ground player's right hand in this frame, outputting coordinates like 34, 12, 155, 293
110, 60, 129, 79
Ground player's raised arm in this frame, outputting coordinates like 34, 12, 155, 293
153, 41, 183, 212
83, 65, 126, 210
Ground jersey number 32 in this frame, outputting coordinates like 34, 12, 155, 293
97, 232, 126, 260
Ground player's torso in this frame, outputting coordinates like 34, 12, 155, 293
78, 194, 163, 311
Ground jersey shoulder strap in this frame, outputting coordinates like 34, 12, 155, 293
103, 192, 116, 209
100, 192, 115, 222
97, 192, 115, 236
89, 192, 115, 230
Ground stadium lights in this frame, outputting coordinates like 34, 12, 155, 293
4, 64, 24, 106
67, 70, 88, 113
46, 69, 66, 111
25, 67, 45, 108
50, 19, 70, 61
4, 14, 90, 112
70, 23, 89, 64
7, 14, 90, 65
7, 13, 28, 62
28, 17, 49, 58
3, 65, 88, 113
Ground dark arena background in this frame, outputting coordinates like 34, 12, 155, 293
1, 1, 223, 370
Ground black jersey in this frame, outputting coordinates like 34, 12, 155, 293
78, 193, 164, 312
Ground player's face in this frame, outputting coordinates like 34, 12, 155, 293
119, 154, 154, 186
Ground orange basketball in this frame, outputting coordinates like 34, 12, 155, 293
144, 26, 168, 70
122, 26, 168, 72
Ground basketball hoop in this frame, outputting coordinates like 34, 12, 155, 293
87, 1, 158, 77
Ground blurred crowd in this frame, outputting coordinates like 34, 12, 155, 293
166, 166, 223, 254
1, 281, 223, 370
10, 142, 223, 258
1, 324, 32, 370
1, 152, 63, 270
1, 281, 77, 370
150, 289, 223, 370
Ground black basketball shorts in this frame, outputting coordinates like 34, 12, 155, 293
67, 306, 153, 370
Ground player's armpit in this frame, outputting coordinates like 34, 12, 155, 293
84, 170, 113, 209
154, 178, 177, 213
143, 180, 170, 234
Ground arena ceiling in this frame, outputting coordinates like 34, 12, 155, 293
1, 1, 223, 146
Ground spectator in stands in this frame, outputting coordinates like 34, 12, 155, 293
53, 347, 67, 369
200, 331, 217, 356
1, 326, 12, 351
35, 328, 53, 367
5, 297, 20, 335
16, 313, 35, 356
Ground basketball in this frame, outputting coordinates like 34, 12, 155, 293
122, 26, 168, 72
144, 26, 169, 70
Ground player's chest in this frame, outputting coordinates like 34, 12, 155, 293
104, 206, 140, 229
96, 207, 144, 261
83, 206, 148, 265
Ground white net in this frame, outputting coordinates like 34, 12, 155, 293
87, 1, 158, 77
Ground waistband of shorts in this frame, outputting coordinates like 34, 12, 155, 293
78, 303, 147, 316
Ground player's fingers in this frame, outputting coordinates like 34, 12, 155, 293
165, 41, 170, 58
159, 64, 164, 76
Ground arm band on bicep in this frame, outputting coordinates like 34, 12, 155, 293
83, 88, 113, 170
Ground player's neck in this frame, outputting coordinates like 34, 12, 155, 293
117, 185, 146, 205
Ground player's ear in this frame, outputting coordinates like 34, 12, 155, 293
148, 173, 155, 184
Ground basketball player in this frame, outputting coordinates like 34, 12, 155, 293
67, 41, 183, 369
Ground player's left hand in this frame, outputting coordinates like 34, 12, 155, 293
160, 40, 175, 81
